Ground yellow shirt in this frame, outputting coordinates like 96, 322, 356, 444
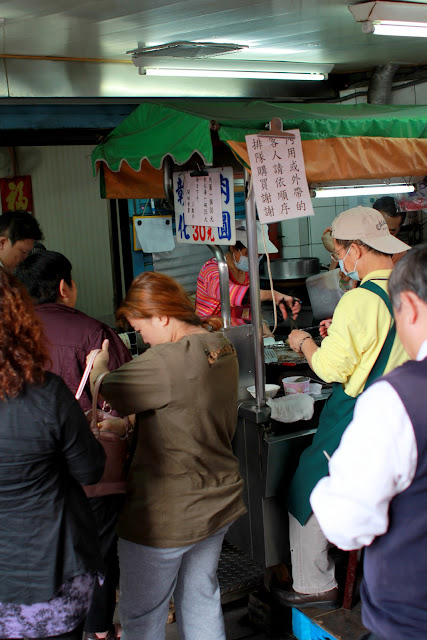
311, 269, 409, 398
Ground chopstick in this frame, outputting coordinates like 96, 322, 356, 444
299, 325, 321, 332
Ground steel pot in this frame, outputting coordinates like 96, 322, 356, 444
263, 257, 320, 280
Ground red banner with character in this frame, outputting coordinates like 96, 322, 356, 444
0, 175, 34, 213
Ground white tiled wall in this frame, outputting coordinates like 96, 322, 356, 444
279, 193, 393, 264
279, 217, 302, 258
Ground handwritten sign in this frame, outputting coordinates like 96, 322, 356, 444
245, 130, 314, 224
173, 167, 235, 245
182, 172, 222, 227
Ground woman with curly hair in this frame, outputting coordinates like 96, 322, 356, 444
0, 268, 105, 640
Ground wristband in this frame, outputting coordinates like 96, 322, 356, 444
298, 335, 312, 354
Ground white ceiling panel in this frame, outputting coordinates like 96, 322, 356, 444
0, 0, 425, 98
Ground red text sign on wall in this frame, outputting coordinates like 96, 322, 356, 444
0, 175, 34, 213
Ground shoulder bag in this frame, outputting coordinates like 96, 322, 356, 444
76, 350, 131, 498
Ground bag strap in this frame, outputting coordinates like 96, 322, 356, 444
360, 280, 394, 317
359, 280, 396, 388
75, 349, 102, 400
91, 371, 111, 427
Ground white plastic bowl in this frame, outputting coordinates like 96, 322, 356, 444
247, 384, 280, 399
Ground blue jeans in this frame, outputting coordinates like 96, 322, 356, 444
118, 525, 229, 640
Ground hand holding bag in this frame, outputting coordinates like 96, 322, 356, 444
76, 350, 131, 498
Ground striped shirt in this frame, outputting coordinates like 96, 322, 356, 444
195, 258, 251, 324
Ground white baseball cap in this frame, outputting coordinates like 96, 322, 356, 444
331, 207, 410, 255
234, 219, 278, 254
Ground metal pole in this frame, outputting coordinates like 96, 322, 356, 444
244, 168, 265, 407
208, 245, 231, 329
162, 156, 174, 209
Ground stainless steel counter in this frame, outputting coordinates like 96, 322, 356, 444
226, 397, 327, 568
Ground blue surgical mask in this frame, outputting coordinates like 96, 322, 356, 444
233, 251, 250, 272
338, 246, 360, 281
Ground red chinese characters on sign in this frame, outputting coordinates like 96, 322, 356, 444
0, 175, 34, 213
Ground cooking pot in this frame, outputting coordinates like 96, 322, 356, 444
263, 257, 321, 280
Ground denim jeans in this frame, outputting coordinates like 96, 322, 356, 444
118, 525, 229, 640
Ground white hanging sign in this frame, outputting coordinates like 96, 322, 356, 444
245, 129, 314, 224
173, 167, 235, 245
182, 172, 223, 227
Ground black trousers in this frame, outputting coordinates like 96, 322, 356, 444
358, 633, 382, 640
84, 495, 125, 633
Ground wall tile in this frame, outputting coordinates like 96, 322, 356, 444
312, 198, 334, 210
298, 217, 310, 244
312, 196, 336, 209
282, 246, 301, 258
280, 218, 301, 248
309, 207, 335, 239
311, 243, 332, 266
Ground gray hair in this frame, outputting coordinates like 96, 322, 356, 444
388, 244, 427, 310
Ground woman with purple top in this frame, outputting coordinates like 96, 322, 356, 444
0, 268, 105, 640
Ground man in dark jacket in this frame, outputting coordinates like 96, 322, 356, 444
16, 250, 132, 640
311, 244, 427, 640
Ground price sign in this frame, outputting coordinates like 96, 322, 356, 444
173, 167, 236, 245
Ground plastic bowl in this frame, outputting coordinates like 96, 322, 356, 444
247, 384, 280, 399
282, 376, 310, 395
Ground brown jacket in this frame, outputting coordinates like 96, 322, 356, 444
101, 331, 246, 547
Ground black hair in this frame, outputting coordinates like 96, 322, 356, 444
0, 211, 43, 244
14, 250, 72, 304
389, 244, 427, 310
232, 240, 246, 251
372, 196, 401, 218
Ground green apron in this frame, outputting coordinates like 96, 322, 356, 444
288, 281, 396, 525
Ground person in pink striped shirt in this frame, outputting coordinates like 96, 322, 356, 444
195, 220, 300, 332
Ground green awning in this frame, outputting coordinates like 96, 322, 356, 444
92, 100, 427, 174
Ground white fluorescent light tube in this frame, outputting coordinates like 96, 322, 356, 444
371, 22, 427, 37
314, 185, 415, 198
144, 68, 325, 80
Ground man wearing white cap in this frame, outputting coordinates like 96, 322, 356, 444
272, 206, 410, 609
195, 219, 300, 330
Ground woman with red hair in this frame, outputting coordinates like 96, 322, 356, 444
0, 268, 105, 640
87, 271, 246, 640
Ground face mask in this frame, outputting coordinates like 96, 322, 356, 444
233, 251, 250, 272
338, 246, 360, 281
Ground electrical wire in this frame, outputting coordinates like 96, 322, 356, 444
261, 222, 278, 335
246, 174, 278, 334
